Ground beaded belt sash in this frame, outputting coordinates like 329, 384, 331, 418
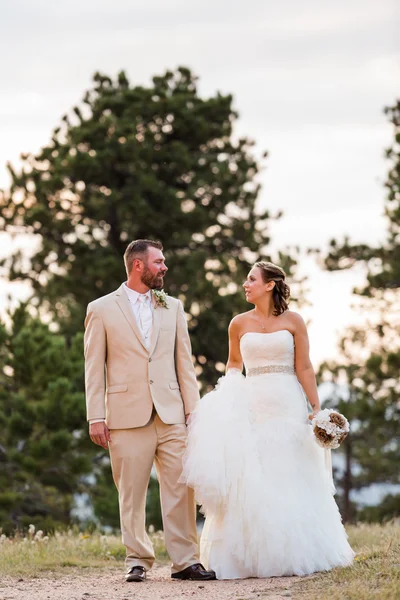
247, 365, 295, 377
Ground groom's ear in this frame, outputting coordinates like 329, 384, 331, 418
132, 257, 144, 272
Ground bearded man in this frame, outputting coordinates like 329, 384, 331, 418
84, 239, 215, 583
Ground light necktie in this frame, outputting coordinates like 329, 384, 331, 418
138, 294, 152, 346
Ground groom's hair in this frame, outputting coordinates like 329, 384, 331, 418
124, 239, 163, 274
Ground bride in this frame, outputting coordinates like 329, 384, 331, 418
182, 261, 354, 579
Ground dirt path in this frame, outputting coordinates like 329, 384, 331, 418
0, 565, 309, 600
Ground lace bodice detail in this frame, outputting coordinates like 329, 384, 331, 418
240, 330, 294, 373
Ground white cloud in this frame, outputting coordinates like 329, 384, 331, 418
269, 206, 387, 250
0, 92, 47, 117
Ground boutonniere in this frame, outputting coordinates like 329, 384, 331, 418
153, 289, 169, 309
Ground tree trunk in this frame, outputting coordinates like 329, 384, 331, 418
342, 434, 353, 523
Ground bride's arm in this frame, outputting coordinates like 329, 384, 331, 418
290, 312, 321, 416
226, 317, 243, 374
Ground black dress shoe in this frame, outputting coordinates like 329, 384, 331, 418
126, 566, 146, 582
171, 563, 216, 580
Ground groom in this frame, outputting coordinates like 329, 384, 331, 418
84, 239, 216, 582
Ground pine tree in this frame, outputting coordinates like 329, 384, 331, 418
320, 100, 400, 521
0, 306, 92, 533
318, 328, 400, 522
0, 67, 297, 390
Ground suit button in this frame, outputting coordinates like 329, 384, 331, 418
149, 380, 153, 384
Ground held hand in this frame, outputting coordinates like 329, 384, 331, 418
308, 410, 320, 421
89, 421, 111, 449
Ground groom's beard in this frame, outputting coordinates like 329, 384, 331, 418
141, 266, 165, 290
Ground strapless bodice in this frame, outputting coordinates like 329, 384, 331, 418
240, 330, 294, 373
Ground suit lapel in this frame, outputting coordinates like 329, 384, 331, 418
115, 284, 148, 352
148, 292, 163, 357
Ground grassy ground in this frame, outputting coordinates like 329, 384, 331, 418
0, 526, 168, 578
0, 522, 398, 599
294, 522, 399, 600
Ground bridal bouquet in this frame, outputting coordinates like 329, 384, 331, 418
311, 409, 349, 449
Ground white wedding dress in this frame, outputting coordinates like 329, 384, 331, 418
182, 330, 354, 579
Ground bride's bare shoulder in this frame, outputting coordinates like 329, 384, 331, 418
285, 310, 307, 330
229, 311, 253, 335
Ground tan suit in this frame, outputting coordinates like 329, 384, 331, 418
84, 284, 200, 572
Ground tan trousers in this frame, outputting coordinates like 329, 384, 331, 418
109, 413, 199, 573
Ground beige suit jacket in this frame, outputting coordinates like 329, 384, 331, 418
84, 284, 200, 429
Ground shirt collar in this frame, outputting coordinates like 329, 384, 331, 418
123, 283, 151, 304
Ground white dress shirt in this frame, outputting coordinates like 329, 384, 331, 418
89, 284, 154, 425
123, 284, 154, 342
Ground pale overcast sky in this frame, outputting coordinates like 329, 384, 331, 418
0, 0, 399, 363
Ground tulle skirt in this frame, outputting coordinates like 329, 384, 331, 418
182, 372, 354, 579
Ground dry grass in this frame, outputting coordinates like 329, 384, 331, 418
0, 526, 168, 578
0, 522, 399, 600
293, 522, 400, 600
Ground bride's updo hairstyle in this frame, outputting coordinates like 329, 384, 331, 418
254, 261, 290, 316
